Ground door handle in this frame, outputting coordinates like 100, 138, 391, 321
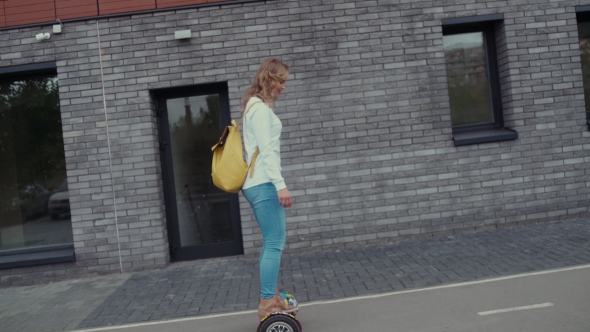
160, 140, 168, 151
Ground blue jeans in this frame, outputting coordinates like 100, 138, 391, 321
242, 182, 286, 299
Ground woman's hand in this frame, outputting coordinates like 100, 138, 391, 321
277, 188, 292, 208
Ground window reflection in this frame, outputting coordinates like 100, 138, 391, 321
0, 75, 73, 251
443, 32, 494, 127
577, 21, 590, 119
166, 95, 234, 246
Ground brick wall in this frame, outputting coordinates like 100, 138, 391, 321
1, 0, 590, 285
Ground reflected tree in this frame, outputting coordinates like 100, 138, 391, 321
169, 95, 221, 195
0, 77, 64, 191
0, 75, 69, 249
444, 44, 494, 127
580, 38, 590, 114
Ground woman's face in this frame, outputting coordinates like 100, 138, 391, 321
273, 77, 287, 100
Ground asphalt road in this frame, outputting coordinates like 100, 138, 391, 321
74, 264, 590, 332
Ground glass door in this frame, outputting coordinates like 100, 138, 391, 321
155, 83, 243, 261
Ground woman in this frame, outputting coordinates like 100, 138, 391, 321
240, 58, 297, 321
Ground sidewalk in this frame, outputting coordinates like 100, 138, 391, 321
1, 217, 589, 332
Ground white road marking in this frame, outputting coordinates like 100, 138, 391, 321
72, 263, 590, 332
478, 302, 554, 316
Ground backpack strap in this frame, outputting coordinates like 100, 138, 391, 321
242, 101, 262, 178
241, 101, 262, 126
249, 149, 260, 178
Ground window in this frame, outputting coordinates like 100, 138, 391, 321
0, 63, 74, 268
576, 10, 590, 129
442, 15, 518, 146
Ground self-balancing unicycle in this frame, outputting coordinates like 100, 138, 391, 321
257, 290, 302, 332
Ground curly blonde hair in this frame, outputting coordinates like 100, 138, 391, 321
240, 58, 290, 112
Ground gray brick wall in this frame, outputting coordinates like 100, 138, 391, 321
2, 0, 590, 285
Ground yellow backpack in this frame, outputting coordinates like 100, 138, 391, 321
211, 102, 261, 193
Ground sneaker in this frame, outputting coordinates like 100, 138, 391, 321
275, 289, 299, 315
258, 297, 282, 321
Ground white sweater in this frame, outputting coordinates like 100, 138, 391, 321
242, 97, 286, 191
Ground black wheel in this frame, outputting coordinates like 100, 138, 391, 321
50, 213, 60, 220
257, 313, 301, 332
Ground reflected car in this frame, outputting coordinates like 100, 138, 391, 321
48, 180, 69, 220
11, 184, 51, 220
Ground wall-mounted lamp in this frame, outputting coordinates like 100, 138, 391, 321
174, 30, 192, 40
35, 33, 50, 41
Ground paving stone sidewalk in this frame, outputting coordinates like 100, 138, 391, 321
1, 218, 590, 332
0, 274, 129, 332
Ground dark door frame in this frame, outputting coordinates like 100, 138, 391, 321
152, 82, 244, 261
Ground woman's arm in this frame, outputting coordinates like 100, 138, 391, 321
250, 104, 286, 191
